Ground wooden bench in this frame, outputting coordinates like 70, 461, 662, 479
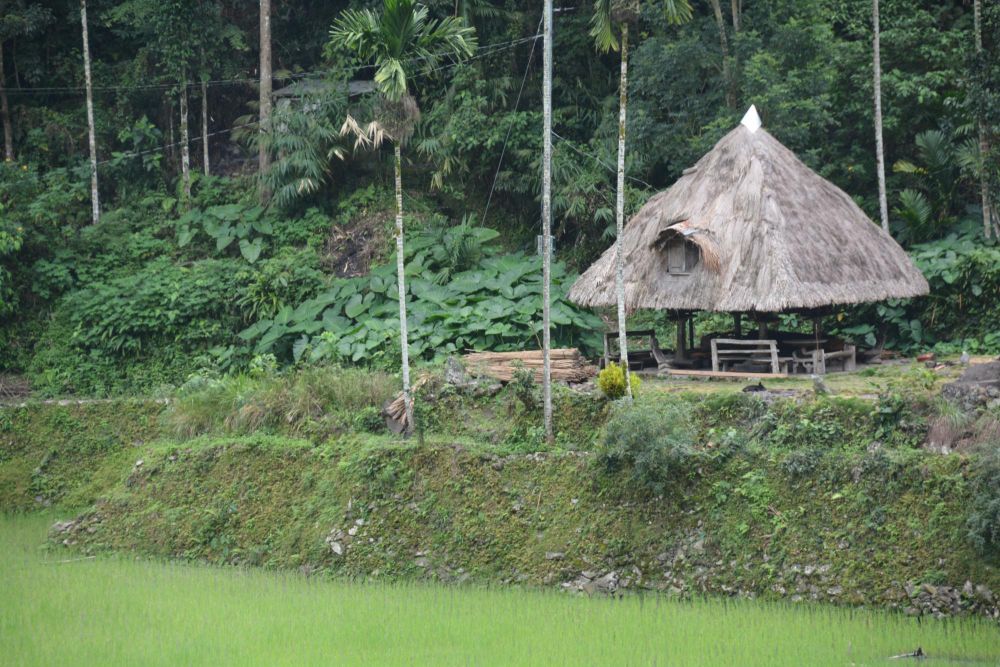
790, 345, 857, 375
710, 338, 787, 375
603, 330, 671, 371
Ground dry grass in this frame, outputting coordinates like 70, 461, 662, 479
163, 367, 398, 438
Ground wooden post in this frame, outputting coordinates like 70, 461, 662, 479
676, 316, 687, 361
688, 317, 695, 353
733, 312, 742, 338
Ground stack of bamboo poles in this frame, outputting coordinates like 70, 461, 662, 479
462, 349, 595, 383
383, 376, 430, 433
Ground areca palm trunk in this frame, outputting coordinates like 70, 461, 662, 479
1, 42, 13, 161
201, 79, 210, 176
615, 22, 632, 401
708, 0, 736, 109
974, 0, 993, 240
394, 143, 414, 430
180, 82, 191, 200
873, 0, 889, 234
80, 0, 99, 224
259, 0, 272, 203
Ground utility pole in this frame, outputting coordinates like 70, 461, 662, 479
541, 0, 553, 441
80, 0, 100, 224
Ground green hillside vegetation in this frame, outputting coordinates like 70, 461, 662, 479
1, 1, 999, 396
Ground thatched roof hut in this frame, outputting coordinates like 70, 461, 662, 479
568, 107, 929, 314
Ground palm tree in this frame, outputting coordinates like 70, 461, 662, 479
872, 0, 889, 234
80, 0, 99, 224
590, 0, 691, 401
331, 0, 476, 431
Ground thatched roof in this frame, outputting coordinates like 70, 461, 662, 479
568, 107, 929, 313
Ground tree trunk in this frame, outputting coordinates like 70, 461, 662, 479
179, 83, 191, 201
541, 0, 554, 441
80, 0, 100, 225
614, 23, 633, 401
708, 0, 736, 109
0, 42, 13, 162
393, 144, 413, 430
258, 0, 272, 202
873, 0, 889, 233
974, 0, 993, 240
201, 79, 210, 176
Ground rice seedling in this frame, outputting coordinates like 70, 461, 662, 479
3, 514, 997, 666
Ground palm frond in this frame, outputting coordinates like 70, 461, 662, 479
661, 0, 693, 25
589, 0, 619, 53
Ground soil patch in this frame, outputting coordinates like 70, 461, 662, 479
323, 210, 392, 278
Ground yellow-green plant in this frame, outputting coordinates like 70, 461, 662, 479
597, 362, 640, 399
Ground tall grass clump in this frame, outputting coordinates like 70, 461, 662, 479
163, 366, 397, 438
597, 397, 699, 494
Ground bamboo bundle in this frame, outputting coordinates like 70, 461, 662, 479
383, 376, 430, 433
461, 348, 595, 383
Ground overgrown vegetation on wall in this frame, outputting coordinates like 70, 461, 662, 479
2, 375, 998, 618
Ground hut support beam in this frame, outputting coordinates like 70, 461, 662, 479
675, 316, 687, 362
734, 313, 742, 338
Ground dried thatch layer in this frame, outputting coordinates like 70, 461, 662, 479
569, 117, 929, 313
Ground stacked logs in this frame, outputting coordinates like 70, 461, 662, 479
461, 349, 595, 383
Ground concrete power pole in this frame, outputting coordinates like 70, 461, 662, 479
541, 0, 553, 441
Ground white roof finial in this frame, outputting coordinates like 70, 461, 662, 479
741, 105, 762, 133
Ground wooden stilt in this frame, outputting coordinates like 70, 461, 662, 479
734, 312, 742, 338
675, 315, 687, 361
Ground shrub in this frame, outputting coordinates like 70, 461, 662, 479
967, 447, 1000, 557
598, 398, 699, 494
597, 363, 642, 400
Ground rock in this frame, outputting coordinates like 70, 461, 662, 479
329, 541, 344, 556
904, 582, 918, 599
348, 526, 358, 536
594, 571, 619, 593
827, 586, 843, 597
544, 551, 565, 561
50, 520, 76, 534
921, 583, 938, 596
414, 557, 430, 568
691, 539, 705, 554
975, 584, 994, 604
444, 357, 502, 396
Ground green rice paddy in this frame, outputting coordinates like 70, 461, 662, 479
2, 515, 997, 666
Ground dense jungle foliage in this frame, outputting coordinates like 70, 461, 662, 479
0, 0, 998, 395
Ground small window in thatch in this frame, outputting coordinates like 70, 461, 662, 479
664, 237, 700, 274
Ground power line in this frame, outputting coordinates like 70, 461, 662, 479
550, 129, 654, 189
95, 120, 260, 166
480, 22, 543, 226
91, 36, 538, 167
4, 36, 539, 96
